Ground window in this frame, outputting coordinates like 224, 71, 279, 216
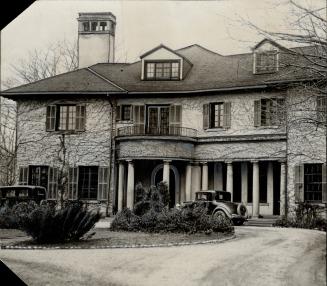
145, 61, 180, 80
294, 163, 326, 203
255, 52, 278, 74
203, 102, 231, 129
317, 96, 326, 123
91, 21, 98, 31
211, 103, 224, 128
78, 166, 98, 200
82, 22, 90, 32
254, 98, 285, 127
304, 164, 323, 202
19, 167, 29, 185
99, 21, 107, 31
116, 105, 132, 121
29, 166, 49, 190
46, 104, 86, 132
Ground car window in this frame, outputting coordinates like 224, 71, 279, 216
18, 190, 29, 197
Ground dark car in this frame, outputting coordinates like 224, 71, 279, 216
181, 190, 248, 226
0, 185, 47, 207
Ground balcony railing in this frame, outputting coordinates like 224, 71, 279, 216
117, 126, 198, 138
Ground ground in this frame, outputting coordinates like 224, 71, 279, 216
0, 226, 326, 286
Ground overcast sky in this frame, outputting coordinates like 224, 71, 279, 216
1, 0, 324, 85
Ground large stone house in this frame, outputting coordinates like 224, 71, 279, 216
1, 12, 326, 217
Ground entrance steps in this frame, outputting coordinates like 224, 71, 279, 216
243, 216, 280, 227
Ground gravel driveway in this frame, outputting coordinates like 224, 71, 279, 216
0, 226, 325, 286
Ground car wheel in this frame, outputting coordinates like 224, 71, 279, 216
232, 219, 245, 226
213, 210, 228, 220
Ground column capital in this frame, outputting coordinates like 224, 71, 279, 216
126, 159, 134, 164
250, 160, 259, 164
200, 161, 208, 165
225, 160, 233, 165
278, 160, 287, 164
163, 160, 172, 164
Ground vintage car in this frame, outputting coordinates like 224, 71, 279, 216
181, 190, 248, 225
0, 185, 47, 207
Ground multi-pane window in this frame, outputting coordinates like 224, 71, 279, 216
255, 52, 278, 73
145, 61, 180, 80
78, 166, 98, 200
203, 102, 231, 129
46, 104, 86, 132
304, 164, 323, 202
211, 103, 224, 128
59, 105, 76, 131
122, 105, 131, 121
91, 22, 98, 31
254, 98, 285, 127
317, 96, 326, 123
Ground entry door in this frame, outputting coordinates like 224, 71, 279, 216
147, 106, 169, 135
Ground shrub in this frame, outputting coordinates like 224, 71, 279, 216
0, 201, 37, 229
20, 202, 102, 243
274, 202, 326, 231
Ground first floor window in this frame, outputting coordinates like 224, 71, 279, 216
78, 166, 98, 200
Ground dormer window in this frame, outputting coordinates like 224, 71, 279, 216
145, 61, 180, 80
255, 51, 278, 74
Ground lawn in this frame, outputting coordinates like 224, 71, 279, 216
0, 228, 234, 249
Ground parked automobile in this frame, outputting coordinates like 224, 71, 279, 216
181, 190, 248, 225
0, 185, 47, 207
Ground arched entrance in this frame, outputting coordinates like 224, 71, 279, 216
151, 164, 180, 207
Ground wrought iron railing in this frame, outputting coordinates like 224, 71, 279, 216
117, 126, 198, 138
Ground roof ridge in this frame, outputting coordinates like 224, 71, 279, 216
177, 44, 222, 56
87, 67, 127, 92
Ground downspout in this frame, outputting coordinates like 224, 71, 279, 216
106, 92, 116, 216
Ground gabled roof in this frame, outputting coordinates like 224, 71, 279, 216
252, 38, 289, 51
2, 39, 323, 98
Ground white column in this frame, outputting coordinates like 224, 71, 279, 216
252, 161, 260, 217
201, 162, 208, 191
267, 162, 274, 212
163, 160, 171, 190
214, 162, 223, 190
126, 160, 135, 209
280, 161, 286, 216
117, 161, 125, 211
241, 162, 248, 204
185, 163, 192, 201
226, 161, 233, 201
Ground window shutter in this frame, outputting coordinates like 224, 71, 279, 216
322, 163, 327, 203
294, 164, 304, 203
169, 105, 182, 135
98, 167, 109, 200
46, 105, 56, 131
48, 167, 58, 199
203, 104, 210, 130
68, 167, 78, 200
19, 167, 29, 185
75, 105, 86, 131
133, 105, 145, 134
223, 102, 231, 128
317, 96, 326, 123
116, 105, 121, 121
254, 100, 261, 127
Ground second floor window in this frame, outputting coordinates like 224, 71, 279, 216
203, 102, 231, 130
145, 61, 180, 80
46, 104, 86, 132
254, 98, 285, 127
116, 105, 132, 121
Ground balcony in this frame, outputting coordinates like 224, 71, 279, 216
117, 126, 198, 138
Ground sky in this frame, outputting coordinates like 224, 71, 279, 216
1, 0, 325, 87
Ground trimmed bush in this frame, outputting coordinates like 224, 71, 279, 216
19, 202, 102, 243
274, 202, 326, 231
111, 183, 233, 234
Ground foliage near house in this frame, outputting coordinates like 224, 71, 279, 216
111, 183, 234, 234
274, 202, 326, 231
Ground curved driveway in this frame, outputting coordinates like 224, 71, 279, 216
0, 227, 326, 286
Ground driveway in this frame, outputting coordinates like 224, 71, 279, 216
0, 227, 325, 286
